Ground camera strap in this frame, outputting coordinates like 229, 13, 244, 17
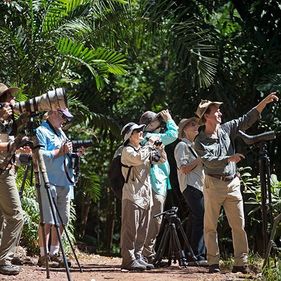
188, 145, 198, 159
64, 155, 75, 185
46, 120, 60, 137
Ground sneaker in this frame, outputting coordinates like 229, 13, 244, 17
0, 264, 21, 275
37, 255, 50, 267
50, 253, 71, 268
232, 265, 250, 274
137, 258, 154, 270
121, 260, 146, 271
209, 264, 220, 273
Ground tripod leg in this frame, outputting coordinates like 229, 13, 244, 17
176, 218, 197, 263
33, 146, 72, 281
32, 157, 50, 279
19, 161, 31, 200
154, 224, 170, 266
170, 223, 187, 266
263, 213, 281, 268
52, 200, 83, 272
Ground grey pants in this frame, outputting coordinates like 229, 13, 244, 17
121, 199, 150, 266
0, 168, 24, 265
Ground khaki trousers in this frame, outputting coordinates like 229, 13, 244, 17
121, 199, 150, 266
0, 168, 24, 265
204, 175, 248, 266
143, 191, 165, 258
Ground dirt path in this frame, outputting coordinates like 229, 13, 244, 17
0, 254, 253, 281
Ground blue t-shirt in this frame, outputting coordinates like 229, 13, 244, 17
143, 119, 178, 196
36, 121, 74, 188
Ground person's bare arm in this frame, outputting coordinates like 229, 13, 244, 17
255, 92, 278, 113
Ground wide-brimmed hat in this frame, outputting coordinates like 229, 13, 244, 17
178, 117, 199, 139
121, 122, 146, 143
195, 100, 223, 120
0, 83, 19, 97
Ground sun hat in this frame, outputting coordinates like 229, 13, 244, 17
121, 122, 146, 143
195, 100, 223, 120
178, 117, 199, 139
0, 83, 19, 97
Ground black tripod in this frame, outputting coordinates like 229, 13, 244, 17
238, 130, 277, 256
153, 207, 197, 267
258, 141, 274, 255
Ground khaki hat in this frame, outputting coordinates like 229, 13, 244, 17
0, 83, 19, 97
195, 99, 223, 120
178, 117, 199, 139
121, 122, 146, 143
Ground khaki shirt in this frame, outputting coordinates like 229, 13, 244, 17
0, 132, 14, 166
121, 144, 166, 209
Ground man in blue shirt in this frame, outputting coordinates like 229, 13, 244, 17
36, 108, 74, 267
139, 110, 178, 262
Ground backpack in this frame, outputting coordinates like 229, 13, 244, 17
108, 145, 133, 200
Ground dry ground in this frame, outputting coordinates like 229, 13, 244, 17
0, 253, 256, 281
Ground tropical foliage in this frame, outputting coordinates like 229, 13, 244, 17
0, 1, 281, 278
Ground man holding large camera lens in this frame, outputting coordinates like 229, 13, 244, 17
0, 83, 25, 276
36, 108, 74, 268
139, 109, 178, 263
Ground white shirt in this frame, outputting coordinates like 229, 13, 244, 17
174, 138, 204, 193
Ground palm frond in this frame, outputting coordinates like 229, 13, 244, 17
57, 38, 126, 88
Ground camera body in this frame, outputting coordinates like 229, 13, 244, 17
150, 149, 161, 162
154, 140, 162, 146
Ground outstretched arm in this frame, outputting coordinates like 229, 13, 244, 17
255, 92, 279, 113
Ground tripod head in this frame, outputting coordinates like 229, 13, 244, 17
154, 206, 179, 219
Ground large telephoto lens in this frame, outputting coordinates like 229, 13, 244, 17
13, 88, 67, 114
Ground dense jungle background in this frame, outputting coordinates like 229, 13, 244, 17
0, 0, 281, 277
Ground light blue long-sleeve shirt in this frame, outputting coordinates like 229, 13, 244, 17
143, 119, 178, 196
36, 121, 74, 188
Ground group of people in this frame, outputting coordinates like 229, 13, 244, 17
0, 81, 278, 276
119, 92, 278, 274
0, 83, 79, 275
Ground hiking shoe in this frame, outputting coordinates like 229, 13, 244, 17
37, 255, 50, 267
232, 265, 250, 274
0, 264, 21, 275
209, 264, 220, 273
12, 256, 23, 265
50, 253, 72, 268
137, 258, 154, 270
121, 260, 146, 271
